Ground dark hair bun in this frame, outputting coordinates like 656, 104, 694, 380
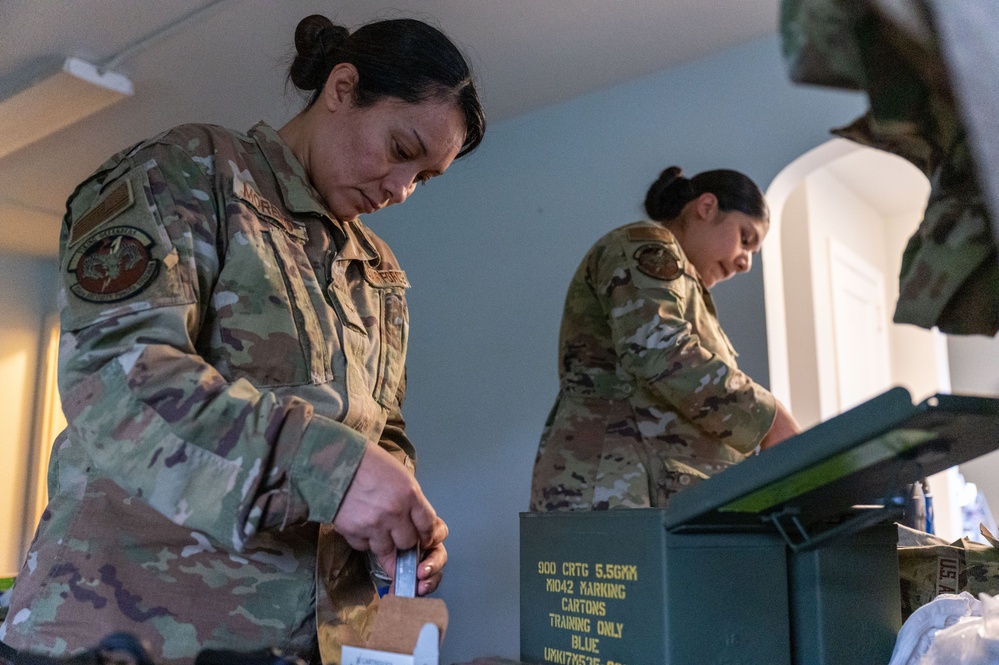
644, 166, 695, 221
289, 15, 349, 91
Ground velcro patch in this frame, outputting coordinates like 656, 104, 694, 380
233, 173, 306, 240
367, 269, 410, 288
634, 244, 682, 281
627, 226, 674, 243
68, 180, 135, 247
67, 225, 159, 303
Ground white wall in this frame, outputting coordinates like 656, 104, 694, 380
948, 334, 999, 531
780, 182, 822, 428
0, 254, 59, 576
370, 34, 866, 661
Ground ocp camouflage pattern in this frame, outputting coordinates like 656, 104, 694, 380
898, 535, 999, 620
0, 123, 415, 663
780, 0, 999, 335
530, 222, 777, 511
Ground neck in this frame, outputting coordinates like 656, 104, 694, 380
277, 112, 311, 171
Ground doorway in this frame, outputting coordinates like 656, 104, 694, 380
762, 138, 972, 539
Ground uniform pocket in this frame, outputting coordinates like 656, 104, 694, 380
366, 269, 410, 408
208, 222, 330, 387
652, 457, 710, 508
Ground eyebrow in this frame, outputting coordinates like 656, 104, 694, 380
409, 128, 446, 179
410, 129, 428, 157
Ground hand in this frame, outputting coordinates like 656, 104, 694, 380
333, 442, 438, 577
760, 400, 801, 450
416, 517, 449, 595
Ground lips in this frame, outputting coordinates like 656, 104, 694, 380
359, 190, 379, 214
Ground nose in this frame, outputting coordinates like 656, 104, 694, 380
383, 171, 419, 206
735, 251, 752, 273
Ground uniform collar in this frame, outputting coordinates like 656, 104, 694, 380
248, 122, 329, 218
337, 218, 381, 263
249, 121, 379, 263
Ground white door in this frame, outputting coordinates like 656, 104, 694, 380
828, 237, 892, 412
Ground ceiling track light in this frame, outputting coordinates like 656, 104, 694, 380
0, 0, 232, 161
0, 57, 133, 161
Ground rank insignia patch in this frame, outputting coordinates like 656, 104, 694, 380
68, 180, 134, 247
68, 226, 159, 303
634, 244, 682, 281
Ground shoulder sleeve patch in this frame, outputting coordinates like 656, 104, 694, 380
634, 244, 682, 281
68, 179, 134, 248
626, 226, 674, 243
67, 225, 159, 303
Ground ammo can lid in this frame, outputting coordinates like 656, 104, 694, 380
663, 387, 999, 539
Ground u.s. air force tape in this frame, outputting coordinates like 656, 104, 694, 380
634, 244, 682, 280
67, 226, 159, 303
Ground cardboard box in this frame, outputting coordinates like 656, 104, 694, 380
341, 596, 448, 665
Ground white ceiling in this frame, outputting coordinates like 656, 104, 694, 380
0, 0, 780, 256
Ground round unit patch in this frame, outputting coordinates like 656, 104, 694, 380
634, 244, 682, 281
68, 226, 159, 303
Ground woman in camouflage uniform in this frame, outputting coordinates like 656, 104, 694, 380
531, 167, 799, 512
0, 14, 484, 665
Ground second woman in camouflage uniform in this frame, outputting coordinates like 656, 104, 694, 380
531, 167, 800, 511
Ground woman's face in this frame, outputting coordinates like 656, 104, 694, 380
676, 202, 768, 289
305, 73, 466, 220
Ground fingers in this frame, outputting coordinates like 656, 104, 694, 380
413, 516, 448, 554
418, 569, 444, 596
417, 541, 447, 596
367, 531, 398, 576
417, 541, 448, 580
409, 489, 438, 546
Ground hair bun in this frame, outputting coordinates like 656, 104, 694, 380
644, 166, 695, 221
658, 166, 684, 185
290, 15, 349, 91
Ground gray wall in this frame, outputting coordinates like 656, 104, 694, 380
371, 34, 866, 661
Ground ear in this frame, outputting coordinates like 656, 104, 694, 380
693, 192, 718, 221
320, 62, 359, 113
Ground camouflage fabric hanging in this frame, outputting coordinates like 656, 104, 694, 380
780, 0, 999, 335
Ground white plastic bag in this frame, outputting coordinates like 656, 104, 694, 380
890, 592, 981, 665
920, 593, 999, 664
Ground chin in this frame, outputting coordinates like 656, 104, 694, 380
330, 206, 360, 222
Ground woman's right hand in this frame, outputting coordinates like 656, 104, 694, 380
333, 442, 440, 578
760, 400, 802, 450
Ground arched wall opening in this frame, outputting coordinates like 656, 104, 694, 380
761, 138, 980, 539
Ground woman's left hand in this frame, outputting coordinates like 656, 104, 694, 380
417, 516, 449, 595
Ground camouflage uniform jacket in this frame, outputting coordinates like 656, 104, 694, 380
0, 122, 414, 662
780, 0, 999, 335
530, 222, 777, 511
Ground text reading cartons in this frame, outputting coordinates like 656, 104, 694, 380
533, 559, 637, 665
